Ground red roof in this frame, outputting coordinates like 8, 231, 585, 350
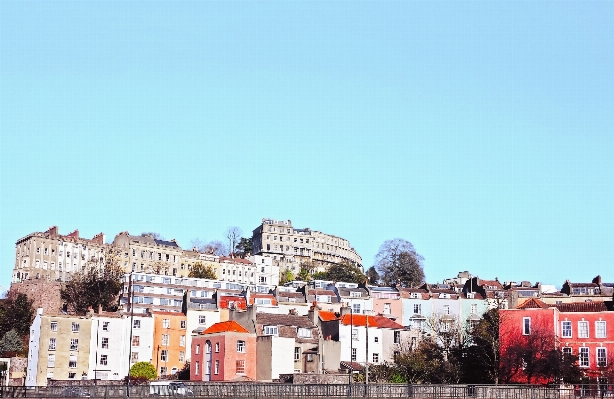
318, 311, 338, 322
202, 320, 249, 334
551, 302, 608, 312
340, 314, 378, 327
373, 316, 404, 329
516, 298, 550, 309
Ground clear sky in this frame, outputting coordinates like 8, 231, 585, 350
1, 1, 613, 292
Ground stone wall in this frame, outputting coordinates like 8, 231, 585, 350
9, 280, 63, 314
8, 357, 27, 386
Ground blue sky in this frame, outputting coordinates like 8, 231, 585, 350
1, 1, 613, 291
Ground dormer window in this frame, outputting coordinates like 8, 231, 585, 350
263, 326, 278, 336
410, 293, 420, 299
350, 291, 361, 298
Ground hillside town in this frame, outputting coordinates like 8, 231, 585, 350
1, 218, 613, 394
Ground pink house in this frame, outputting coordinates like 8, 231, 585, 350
190, 320, 257, 381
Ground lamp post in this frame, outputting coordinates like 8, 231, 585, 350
126, 272, 135, 398
349, 305, 353, 394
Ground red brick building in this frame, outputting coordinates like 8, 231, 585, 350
190, 320, 256, 381
499, 298, 614, 384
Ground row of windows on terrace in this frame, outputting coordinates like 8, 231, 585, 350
522, 318, 608, 339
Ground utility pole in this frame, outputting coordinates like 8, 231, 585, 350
365, 313, 369, 385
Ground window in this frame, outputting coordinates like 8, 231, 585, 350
264, 326, 278, 336
196, 345, 200, 354
68, 372, 76, 379
351, 348, 357, 361
297, 328, 312, 338
133, 320, 141, 329
160, 350, 168, 362
413, 304, 421, 315
47, 354, 55, 367
49, 338, 56, 350
100, 354, 108, 365
580, 347, 589, 367
316, 295, 331, 303
383, 303, 391, 314
471, 304, 477, 314
352, 328, 358, 340
307, 353, 314, 362
69, 359, 77, 369
214, 360, 219, 375
180, 335, 185, 347
160, 367, 167, 376
180, 320, 186, 329
373, 353, 379, 363
131, 352, 138, 363
206, 342, 211, 353
394, 331, 401, 344
374, 336, 379, 343
236, 360, 245, 374
162, 319, 170, 328
352, 303, 361, 314
162, 334, 169, 346
71, 322, 80, 333
237, 340, 246, 353
199, 315, 206, 324
596, 321, 607, 338
443, 305, 450, 315
132, 336, 140, 346
350, 291, 361, 298
102, 321, 109, 331
597, 348, 607, 367
563, 347, 572, 356
294, 347, 300, 361
523, 317, 531, 335
70, 338, 79, 351
562, 321, 572, 338
179, 351, 185, 362
194, 361, 199, 375
579, 321, 589, 338
215, 343, 220, 353
50, 321, 58, 332
101, 337, 109, 349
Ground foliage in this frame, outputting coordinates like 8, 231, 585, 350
176, 362, 190, 380
374, 238, 425, 288
279, 268, 294, 285
124, 375, 150, 385
461, 308, 500, 383
190, 238, 229, 256
365, 266, 380, 285
0, 292, 34, 337
225, 226, 242, 255
297, 266, 311, 281
235, 237, 253, 258
188, 262, 217, 279
324, 261, 366, 284
0, 329, 24, 356
312, 271, 328, 280
129, 362, 157, 380
60, 256, 123, 315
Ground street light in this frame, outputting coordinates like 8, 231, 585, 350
126, 272, 135, 398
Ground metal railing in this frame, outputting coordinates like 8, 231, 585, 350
1, 383, 612, 399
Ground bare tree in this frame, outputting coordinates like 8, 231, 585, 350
225, 226, 242, 256
189, 238, 228, 256
374, 238, 425, 287
141, 232, 164, 240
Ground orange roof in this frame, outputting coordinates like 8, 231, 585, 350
318, 311, 338, 322
340, 314, 379, 327
516, 298, 549, 309
202, 320, 249, 334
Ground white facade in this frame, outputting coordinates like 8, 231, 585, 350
87, 316, 131, 380
250, 255, 280, 286
339, 323, 383, 365
25, 309, 43, 387
128, 315, 155, 367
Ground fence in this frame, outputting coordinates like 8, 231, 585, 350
0, 383, 612, 399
